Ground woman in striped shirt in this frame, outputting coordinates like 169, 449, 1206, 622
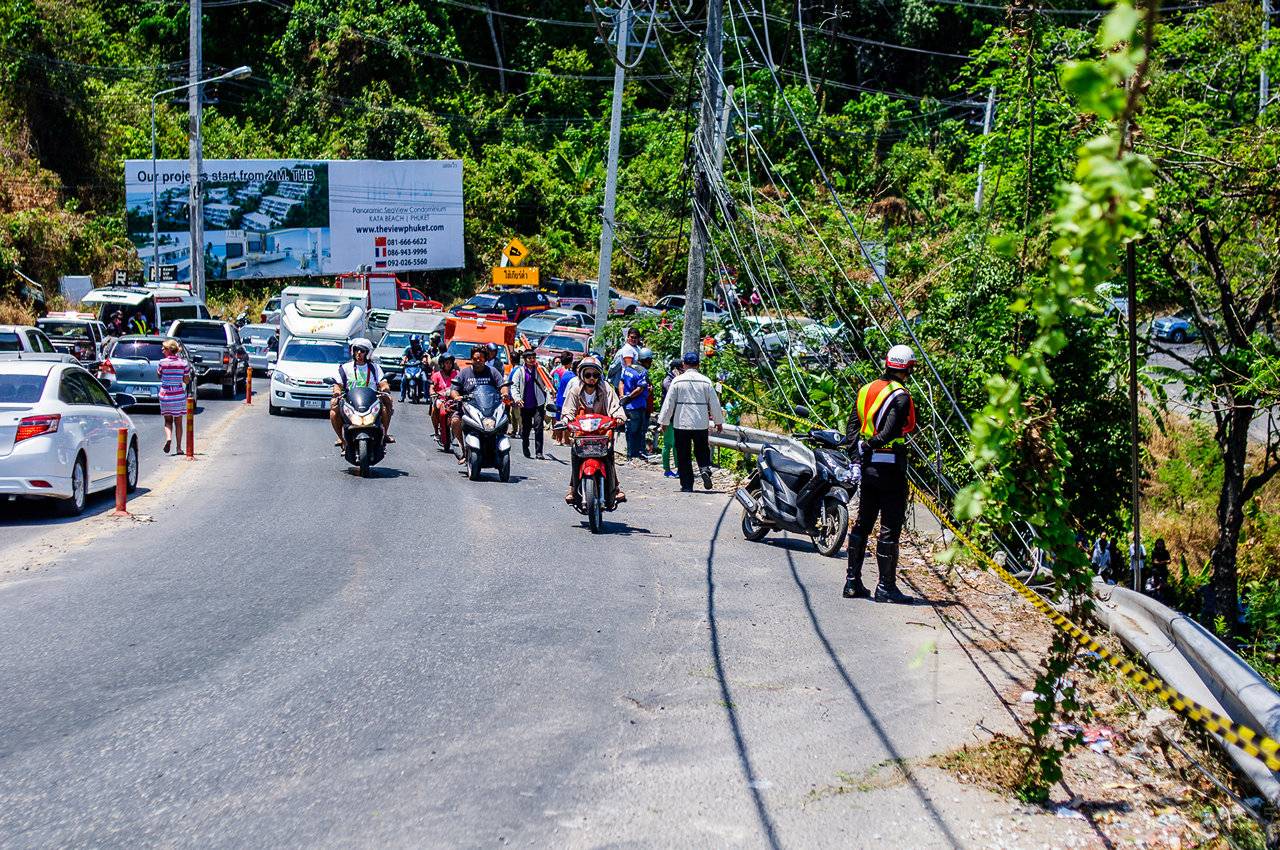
158, 339, 192, 454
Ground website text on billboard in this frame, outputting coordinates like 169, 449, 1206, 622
124, 159, 464, 282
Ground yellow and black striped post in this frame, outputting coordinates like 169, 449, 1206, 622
112, 428, 128, 516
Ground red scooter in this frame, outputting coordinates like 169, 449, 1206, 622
431, 394, 455, 452
567, 412, 622, 533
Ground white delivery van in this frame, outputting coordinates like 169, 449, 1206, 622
81, 285, 209, 333
278, 285, 370, 319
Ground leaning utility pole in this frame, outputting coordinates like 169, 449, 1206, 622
681, 0, 723, 357
973, 87, 996, 212
188, 0, 205, 300
1262, 0, 1271, 114
593, 0, 629, 343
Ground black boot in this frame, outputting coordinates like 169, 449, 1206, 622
843, 532, 871, 598
873, 541, 912, 603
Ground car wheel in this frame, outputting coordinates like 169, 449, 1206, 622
268, 402, 281, 416
624, 305, 636, 316
573, 305, 586, 313
56, 456, 87, 517
126, 440, 139, 493
222, 371, 236, 399
1172, 329, 1187, 344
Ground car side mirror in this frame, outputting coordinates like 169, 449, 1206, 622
112, 392, 138, 409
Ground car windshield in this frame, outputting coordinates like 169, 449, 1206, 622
172, 324, 227, 344
112, 341, 165, 361
0, 332, 21, 351
241, 327, 274, 342
380, 333, 414, 349
0, 373, 47, 402
281, 339, 349, 364
37, 321, 90, 338
541, 333, 589, 353
466, 294, 500, 308
519, 314, 561, 332
448, 340, 508, 367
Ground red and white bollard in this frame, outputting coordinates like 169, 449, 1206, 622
112, 428, 129, 516
245, 365, 253, 406
186, 396, 196, 460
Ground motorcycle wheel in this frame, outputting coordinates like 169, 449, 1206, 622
741, 506, 769, 542
468, 449, 482, 481
499, 452, 511, 482
812, 498, 849, 558
585, 476, 604, 534
357, 440, 370, 478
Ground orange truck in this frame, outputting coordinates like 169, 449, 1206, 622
444, 315, 517, 374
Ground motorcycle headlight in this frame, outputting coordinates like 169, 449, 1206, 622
483, 417, 497, 430
832, 464, 854, 484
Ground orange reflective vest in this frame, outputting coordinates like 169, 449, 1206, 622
856, 379, 916, 447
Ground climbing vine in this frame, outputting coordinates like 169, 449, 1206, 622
954, 0, 1159, 801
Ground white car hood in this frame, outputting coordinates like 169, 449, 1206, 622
276, 359, 342, 387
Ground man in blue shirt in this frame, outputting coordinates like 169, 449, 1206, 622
617, 347, 653, 459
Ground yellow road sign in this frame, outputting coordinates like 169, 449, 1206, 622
493, 266, 539, 286
502, 238, 530, 267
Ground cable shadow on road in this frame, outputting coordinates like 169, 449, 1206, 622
705, 502, 782, 850
781, 538, 963, 850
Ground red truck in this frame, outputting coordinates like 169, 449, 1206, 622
336, 272, 442, 330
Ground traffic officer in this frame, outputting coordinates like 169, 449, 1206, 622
844, 344, 918, 603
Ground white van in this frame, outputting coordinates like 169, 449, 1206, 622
278, 285, 369, 320
81, 285, 209, 333
278, 298, 367, 350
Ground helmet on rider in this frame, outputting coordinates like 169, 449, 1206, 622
350, 338, 373, 357
637, 347, 654, 363
577, 355, 603, 381
885, 344, 916, 372
485, 342, 499, 360
431, 333, 443, 346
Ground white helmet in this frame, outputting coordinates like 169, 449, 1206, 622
885, 344, 916, 371
350, 337, 373, 355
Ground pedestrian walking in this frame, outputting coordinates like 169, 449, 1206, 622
609, 326, 642, 384
157, 338, 192, 455
1091, 534, 1112, 580
1150, 538, 1171, 600
660, 358, 682, 478
617, 347, 653, 459
657, 352, 724, 492
509, 348, 547, 459
1108, 538, 1124, 584
843, 344, 918, 604
552, 352, 576, 447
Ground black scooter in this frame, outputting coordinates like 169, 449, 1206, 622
324, 378, 387, 477
458, 383, 512, 482
735, 427, 858, 557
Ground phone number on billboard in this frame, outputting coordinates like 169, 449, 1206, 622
379, 258, 431, 269
386, 238, 436, 246
383, 247, 434, 258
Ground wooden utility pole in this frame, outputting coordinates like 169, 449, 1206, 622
593, 0, 629, 343
681, 0, 723, 357
188, 0, 205, 300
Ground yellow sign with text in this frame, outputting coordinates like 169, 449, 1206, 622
492, 266, 539, 286
502, 238, 530, 267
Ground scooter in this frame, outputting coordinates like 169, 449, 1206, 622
735, 427, 858, 557
568, 412, 622, 533
431, 394, 454, 452
401, 359, 427, 403
458, 384, 511, 482
323, 378, 387, 477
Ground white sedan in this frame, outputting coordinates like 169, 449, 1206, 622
0, 356, 139, 515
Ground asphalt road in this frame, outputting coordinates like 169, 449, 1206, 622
0, 379, 250, 547
0, 398, 1040, 848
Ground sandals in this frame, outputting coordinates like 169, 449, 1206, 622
385, 435, 396, 444
163, 440, 171, 454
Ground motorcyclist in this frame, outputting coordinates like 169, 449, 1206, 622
400, 334, 429, 402
430, 352, 459, 446
449, 347, 510, 463
559, 355, 626, 505
330, 337, 394, 448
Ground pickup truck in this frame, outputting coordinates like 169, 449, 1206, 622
167, 319, 249, 398
36, 313, 110, 370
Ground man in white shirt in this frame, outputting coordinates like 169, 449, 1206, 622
657, 351, 725, 491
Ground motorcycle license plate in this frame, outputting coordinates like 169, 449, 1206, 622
299, 398, 326, 410
577, 442, 608, 458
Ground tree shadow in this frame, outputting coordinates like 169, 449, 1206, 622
705, 502, 783, 849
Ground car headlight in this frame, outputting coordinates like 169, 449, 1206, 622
272, 370, 293, 386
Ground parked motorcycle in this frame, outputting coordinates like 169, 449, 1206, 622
458, 383, 511, 481
324, 377, 387, 477
568, 411, 621, 534
735, 427, 858, 557
234, 310, 248, 329
401, 359, 427, 403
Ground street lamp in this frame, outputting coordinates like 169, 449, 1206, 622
149, 65, 252, 290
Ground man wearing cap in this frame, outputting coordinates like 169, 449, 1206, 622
617, 347, 654, 460
559, 355, 626, 503
844, 344, 918, 603
509, 348, 548, 459
657, 351, 725, 492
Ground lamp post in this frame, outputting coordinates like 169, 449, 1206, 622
149, 65, 252, 289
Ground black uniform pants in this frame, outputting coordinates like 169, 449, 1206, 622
519, 406, 543, 454
674, 428, 711, 490
852, 459, 908, 546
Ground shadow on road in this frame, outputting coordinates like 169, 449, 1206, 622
704, 502, 782, 849
0, 486, 154, 529
781, 534, 963, 849
342, 466, 410, 479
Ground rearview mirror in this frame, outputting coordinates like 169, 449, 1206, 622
112, 392, 138, 409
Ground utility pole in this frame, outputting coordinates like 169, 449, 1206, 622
973, 87, 996, 212
188, 0, 205, 301
593, 0, 629, 344
682, 0, 723, 357
1262, 0, 1271, 114
486, 3, 507, 95
1126, 241, 1143, 592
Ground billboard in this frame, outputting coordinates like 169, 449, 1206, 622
124, 159, 464, 282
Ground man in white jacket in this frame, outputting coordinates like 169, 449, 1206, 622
657, 351, 725, 491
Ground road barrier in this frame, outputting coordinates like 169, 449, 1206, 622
112, 428, 129, 516
185, 396, 195, 460
245, 367, 253, 406
715, 383, 1280, 772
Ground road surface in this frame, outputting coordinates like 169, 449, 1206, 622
0, 397, 1060, 848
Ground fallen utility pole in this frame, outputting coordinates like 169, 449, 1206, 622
681, 0, 723, 357
593, 0, 629, 344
